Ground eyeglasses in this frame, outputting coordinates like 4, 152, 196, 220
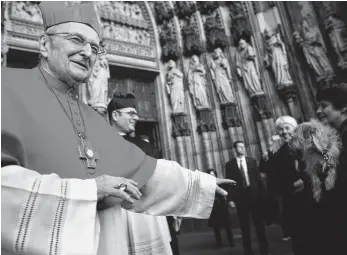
116, 110, 138, 118
46, 32, 107, 56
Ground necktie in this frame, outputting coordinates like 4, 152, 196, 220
239, 159, 248, 188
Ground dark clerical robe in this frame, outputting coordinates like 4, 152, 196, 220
1, 67, 216, 255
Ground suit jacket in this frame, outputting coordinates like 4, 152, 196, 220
225, 157, 263, 203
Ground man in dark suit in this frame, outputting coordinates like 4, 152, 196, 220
226, 141, 270, 255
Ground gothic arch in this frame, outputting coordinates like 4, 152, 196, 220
96, 1, 159, 71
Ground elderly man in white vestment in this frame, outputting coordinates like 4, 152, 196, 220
1, 2, 235, 255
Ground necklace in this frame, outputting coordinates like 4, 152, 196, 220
39, 66, 99, 175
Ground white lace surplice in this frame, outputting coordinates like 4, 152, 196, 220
1, 160, 216, 255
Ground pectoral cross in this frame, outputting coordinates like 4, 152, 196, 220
78, 138, 99, 175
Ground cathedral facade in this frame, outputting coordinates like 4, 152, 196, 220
2, 1, 347, 181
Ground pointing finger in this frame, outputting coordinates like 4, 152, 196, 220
217, 178, 236, 185
216, 186, 228, 197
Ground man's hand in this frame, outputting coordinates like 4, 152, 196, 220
228, 201, 235, 208
95, 175, 142, 204
216, 178, 236, 197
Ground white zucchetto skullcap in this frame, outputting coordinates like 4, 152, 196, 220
275, 116, 298, 129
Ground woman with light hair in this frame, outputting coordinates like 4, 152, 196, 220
265, 115, 313, 255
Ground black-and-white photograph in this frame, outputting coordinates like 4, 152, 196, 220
1, 1, 347, 255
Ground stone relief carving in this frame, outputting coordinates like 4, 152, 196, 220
293, 15, 335, 82
228, 2, 251, 44
11, 2, 42, 23
236, 38, 264, 98
104, 39, 155, 59
95, 1, 156, 62
175, 2, 196, 20
210, 48, 236, 104
182, 17, 205, 56
188, 55, 210, 109
197, 1, 219, 15
196, 108, 216, 133
97, 1, 145, 21
204, 13, 227, 51
172, 113, 191, 138
88, 54, 110, 112
263, 27, 294, 89
159, 20, 181, 61
102, 20, 151, 46
325, 15, 347, 70
166, 60, 185, 114
154, 2, 173, 25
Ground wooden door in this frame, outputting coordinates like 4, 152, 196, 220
108, 65, 161, 150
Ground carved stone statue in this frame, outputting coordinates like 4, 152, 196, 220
293, 16, 334, 81
88, 54, 110, 113
263, 28, 293, 89
188, 55, 210, 109
236, 39, 264, 98
210, 48, 236, 104
166, 60, 185, 113
325, 15, 347, 69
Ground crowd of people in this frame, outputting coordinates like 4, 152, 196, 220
1, 2, 347, 255
208, 84, 347, 255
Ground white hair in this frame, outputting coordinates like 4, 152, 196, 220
275, 115, 298, 129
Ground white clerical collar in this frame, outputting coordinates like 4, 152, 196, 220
118, 132, 126, 137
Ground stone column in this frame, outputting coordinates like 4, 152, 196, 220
278, 85, 301, 121
256, 121, 268, 157
184, 136, 195, 170
201, 132, 214, 170
172, 113, 191, 169
251, 94, 274, 155
221, 102, 241, 145
176, 136, 188, 168
196, 108, 215, 170
210, 131, 222, 177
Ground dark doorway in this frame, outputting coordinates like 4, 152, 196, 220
135, 121, 161, 151
108, 65, 161, 151
6, 49, 39, 69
